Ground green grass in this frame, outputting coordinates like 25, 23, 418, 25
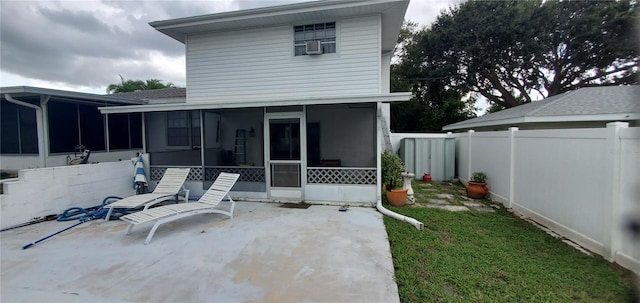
384, 181, 637, 302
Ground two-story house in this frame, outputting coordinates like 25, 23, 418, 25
100, 0, 411, 204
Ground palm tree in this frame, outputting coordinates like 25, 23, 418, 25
106, 75, 176, 94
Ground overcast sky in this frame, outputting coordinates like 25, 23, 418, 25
0, 0, 460, 94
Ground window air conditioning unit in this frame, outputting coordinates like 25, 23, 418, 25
305, 41, 322, 55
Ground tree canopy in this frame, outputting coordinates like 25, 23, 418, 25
390, 22, 476, 132
396, 0, 639, 109
106, 75, 175, 94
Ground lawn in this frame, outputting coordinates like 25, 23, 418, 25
384, 181, 637, 302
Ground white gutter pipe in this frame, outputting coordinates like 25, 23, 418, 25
376, 103, 424, 231
4, 94, 46, 167
376, 199, 424, 230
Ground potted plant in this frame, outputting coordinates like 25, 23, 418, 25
381, 151, 408, 206
466, 172, 488, 199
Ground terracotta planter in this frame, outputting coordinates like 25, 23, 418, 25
386, 188, 408, 207
466, 181, 488, 199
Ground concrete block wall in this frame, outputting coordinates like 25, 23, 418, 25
0, 161, 135, 228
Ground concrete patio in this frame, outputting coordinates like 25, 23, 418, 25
1, 202, 398, 302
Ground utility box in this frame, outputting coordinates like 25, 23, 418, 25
398, 137, 455, 181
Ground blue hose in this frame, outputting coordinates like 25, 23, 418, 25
57, 196, 127, 222
23, 196, 130, 250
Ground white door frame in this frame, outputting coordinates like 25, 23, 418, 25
264, 110, 307, 201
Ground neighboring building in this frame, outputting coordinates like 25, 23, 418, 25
444, 85, 640, 132
1, 86, 146, 170
113, 87, 186, 104
100, 0, 411, 204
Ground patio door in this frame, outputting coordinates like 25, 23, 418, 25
266, 113, 305, 200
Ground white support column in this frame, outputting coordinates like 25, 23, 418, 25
40, 96, 50, 164
604, 122, 627, 261
376, 102, 383, 203
466, 130, 475, 183
199, 110, 205, 184
105, 114, 110, 152
141, 112, 147, 153
507, 127, 519, 208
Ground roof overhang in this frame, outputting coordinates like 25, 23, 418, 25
0, 86, 144, 106
99, 92, 411, 114
150, 0, 409, 54
442, 113, 640, 131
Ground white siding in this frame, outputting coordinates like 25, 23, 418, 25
186, 15, 381, 102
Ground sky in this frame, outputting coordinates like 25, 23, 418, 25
0, 0, 460, 95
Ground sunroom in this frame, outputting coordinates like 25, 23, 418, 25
100, 97, 406, 205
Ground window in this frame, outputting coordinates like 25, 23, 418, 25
294, 22, 336, 56
1, 99, 38, 154
167, 111, 201, 147
108, 113, 142, 150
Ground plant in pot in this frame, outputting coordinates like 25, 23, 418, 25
381, 151, 408, 206
466, 172, 488, 199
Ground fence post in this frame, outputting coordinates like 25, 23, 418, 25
604, 122, 627, 261
467, 130, 474, 183
507, 127, 519, 209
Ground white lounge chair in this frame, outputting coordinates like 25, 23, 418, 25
104, 168, 191, 221
120, 172, 240, 244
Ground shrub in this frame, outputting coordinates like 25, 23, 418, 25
471, 172, 487, 183
381, 151, 405, 191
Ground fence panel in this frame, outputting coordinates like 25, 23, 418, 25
513, 128, 608, 254
469, 131, 511, 202
616, 127, 640, 270
445, 124, 639, 273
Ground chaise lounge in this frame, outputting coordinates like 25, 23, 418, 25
103, 168, 191, 221
120, 172, 240, 244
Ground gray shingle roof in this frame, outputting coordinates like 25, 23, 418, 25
444, 86, 640, 130
110, 87, 186, 100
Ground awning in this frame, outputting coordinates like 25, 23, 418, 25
99, 93, 411, 114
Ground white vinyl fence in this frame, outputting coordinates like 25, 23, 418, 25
454, 122, 640, 273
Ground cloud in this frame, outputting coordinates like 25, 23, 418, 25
0, 0, 459, 93
0, 0, 239, 91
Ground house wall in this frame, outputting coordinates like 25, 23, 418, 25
451, 123, 640, 273
186, 15, 381, 102
305, 184, 376, 204
0, 161, 134, 228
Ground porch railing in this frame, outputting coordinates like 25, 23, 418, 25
307, 167, 376, 185
150, 166, 376, 185
150, 166, 265, 182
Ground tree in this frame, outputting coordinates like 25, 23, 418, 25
390, 22, 477, 132
106, 75, 175, 94
400, 0, 638, 109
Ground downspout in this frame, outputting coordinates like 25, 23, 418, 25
4, 94, 46, 167
377, 200, 424, 230
376, 103, 424, 231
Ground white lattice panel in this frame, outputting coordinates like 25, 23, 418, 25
150, 167, 202, 181
205, 167, 265, 182
307, 168, 376, 185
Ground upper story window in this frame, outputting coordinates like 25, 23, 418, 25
294, 22, 336, 56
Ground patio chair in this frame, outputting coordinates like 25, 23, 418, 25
120, 172, 240, 244
104, 168, 191, 221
